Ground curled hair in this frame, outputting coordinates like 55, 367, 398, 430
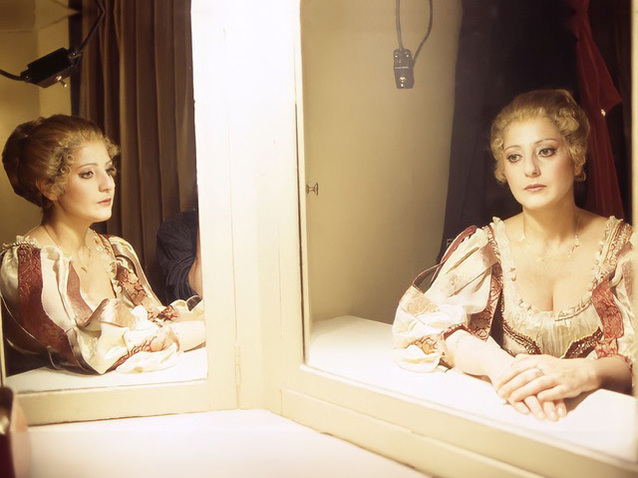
2, 115, 119, 209
490, 89, 590, 183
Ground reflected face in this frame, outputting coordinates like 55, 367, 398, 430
502, 117, 576, 211
52, 141, 116, 224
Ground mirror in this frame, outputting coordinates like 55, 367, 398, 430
0, 0, 207, 392
299, 0, 635, 463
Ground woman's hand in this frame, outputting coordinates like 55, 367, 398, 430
493, 354, 599, 406
446, 331, 566, 420
486, 356, 566, 421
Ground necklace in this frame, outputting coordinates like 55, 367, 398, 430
519, 210, 580, 261
43, 225, 95, 273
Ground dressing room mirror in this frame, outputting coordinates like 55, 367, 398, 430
0, 0, 207, 393
299, 0, 636, 463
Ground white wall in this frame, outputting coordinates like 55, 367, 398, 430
301, 0, 461, 323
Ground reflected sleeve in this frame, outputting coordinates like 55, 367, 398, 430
392, 227, 497, 372
606, 229, 637, 369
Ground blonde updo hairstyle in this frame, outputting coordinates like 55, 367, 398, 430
490, 89, 590, 183
2, 115, 118, 210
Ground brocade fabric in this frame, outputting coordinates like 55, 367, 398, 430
0, 232, 203, 374
393, 217, 636, 373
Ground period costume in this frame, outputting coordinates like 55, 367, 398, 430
393, 217, 636, 373
0, 233, 203, 374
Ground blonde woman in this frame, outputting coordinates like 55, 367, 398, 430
0, 115, 205, 374
393, 90, 635, 421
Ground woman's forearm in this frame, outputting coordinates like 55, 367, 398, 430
590, 355, 633, 394
445, 329, 513, 382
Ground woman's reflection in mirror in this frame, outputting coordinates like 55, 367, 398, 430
0, 115, 205, 375
393, 90, 634, 421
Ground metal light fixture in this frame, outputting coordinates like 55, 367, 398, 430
0, 0, 104, 88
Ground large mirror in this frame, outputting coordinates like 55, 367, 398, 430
0, 0, 207, 393
299, 0, 636, 463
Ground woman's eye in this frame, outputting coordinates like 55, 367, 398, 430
538, 147, 557, 157
79, 171, 94, 179
106, 166, 117, 177
506, 154, 520, 163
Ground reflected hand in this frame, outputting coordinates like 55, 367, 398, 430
149, 325, 180, 352
494, 354, 598, 411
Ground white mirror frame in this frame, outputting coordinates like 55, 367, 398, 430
0, 3, 240, 425
218, 0, 638, 476
4, 4, 636, 477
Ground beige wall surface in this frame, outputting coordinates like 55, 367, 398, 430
0, 0, 72, 245
302, 0, 461, 323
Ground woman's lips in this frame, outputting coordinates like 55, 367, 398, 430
525, 184, 546, 192
98, 198, 112, 206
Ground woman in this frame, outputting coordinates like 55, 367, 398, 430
0, 115, 205, 374
393, 90, 635, 421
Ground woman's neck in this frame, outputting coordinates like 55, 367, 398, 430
520, 201, 579, 246
41, 214, 93, 254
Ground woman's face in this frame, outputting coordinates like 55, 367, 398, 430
50, 141, 116, 225
502, 116, 576, 211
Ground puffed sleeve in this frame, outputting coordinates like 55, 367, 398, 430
0, 240, 91, 370
392, 227, 499, 372
108, 235, 201, 321
605, 228, 637, 369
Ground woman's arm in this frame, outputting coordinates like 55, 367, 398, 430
446, 330, 567, 420
494, 354, 632, 404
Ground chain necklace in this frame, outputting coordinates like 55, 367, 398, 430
519, 210, 580, 261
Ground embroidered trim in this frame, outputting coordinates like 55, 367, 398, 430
16, 244, 88, 370
467, 225, 503, 340
597, 221, 632, 279
399, 286, 440, 316
563, 328, 602, 358
501, 297, 541, 355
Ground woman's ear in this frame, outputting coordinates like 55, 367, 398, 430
36, 179, 58, 202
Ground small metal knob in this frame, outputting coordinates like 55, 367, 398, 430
305, 182, 319, 195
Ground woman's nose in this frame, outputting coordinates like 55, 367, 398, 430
99, 172, 114, 191
523, 156, 540, 177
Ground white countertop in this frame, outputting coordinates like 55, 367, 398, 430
307, 315, 637, 463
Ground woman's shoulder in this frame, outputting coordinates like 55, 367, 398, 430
439, 223, 499, 274
2, 226, 61, 256
1, 233, 46, 263
579, 212, 630, 249
103, 233, 133, 248
100, 233, 137, 258
442, 224, 491, 259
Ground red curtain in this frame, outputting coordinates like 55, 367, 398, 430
567, 0, 624, 218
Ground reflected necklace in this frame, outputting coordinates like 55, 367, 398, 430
44, 225, 94, 273
519, 211, 580, 261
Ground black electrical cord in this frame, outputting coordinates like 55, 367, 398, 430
0, 0, 104, 85
395, 0, 405, 51
413, 0, 433, 63
0, 69, 22, 81
395, 0, 434, 63
70, 0, 104, 60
